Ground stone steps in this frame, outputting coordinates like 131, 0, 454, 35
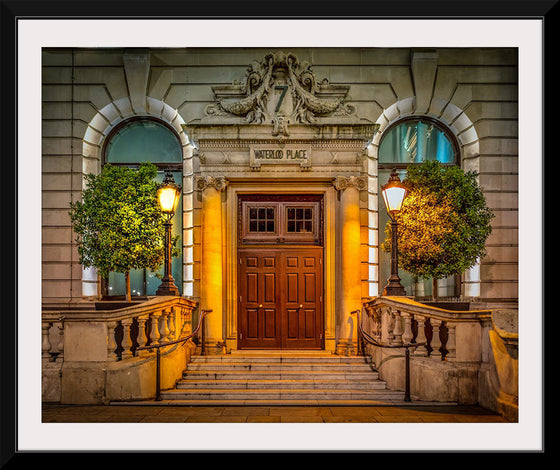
159, 352, 405, 404
161, 389, 404, 401
177, 379, 386, 390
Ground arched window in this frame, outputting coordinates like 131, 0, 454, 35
102, 118, 183, 298
378, 117, 459, 299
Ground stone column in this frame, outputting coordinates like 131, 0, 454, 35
196, 176, 228, 355
333, 176, 367, 355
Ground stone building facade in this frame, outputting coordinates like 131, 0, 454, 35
42, 47, 518, 355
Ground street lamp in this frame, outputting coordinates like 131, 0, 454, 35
381, 168, 408, 296
156, 172, 181, 296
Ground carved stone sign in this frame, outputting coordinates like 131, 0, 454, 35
205, 51, 354, 137
249, 144, 311, 170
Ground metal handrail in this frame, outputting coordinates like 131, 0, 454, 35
136, 308, 212, 401
351, 309, 425, 402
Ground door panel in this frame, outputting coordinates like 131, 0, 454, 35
281, 249, 322, 349
238, 247, 323, 349
238, 251, 281, 348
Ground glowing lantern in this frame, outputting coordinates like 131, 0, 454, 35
158, 173, 181, 219
156, 172, 181, 296
381, 169, 408, 215
381, 168, 408, 296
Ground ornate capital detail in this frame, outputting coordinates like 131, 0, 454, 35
194, 176, 228, 192
205, 51, 354, 136
332, 175, 368, 191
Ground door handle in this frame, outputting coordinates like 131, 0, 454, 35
259, 304, 263, 308
299, 304, 303, 308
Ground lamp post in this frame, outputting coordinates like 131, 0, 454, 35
381, 168, 408, 296
156, 172, 181, 296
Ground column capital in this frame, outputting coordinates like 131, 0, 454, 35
332, 175, 368, 191
195, 175, 228, 192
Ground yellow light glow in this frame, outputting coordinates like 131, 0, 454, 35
158, 186, 179, 213
382, 186, 407, 213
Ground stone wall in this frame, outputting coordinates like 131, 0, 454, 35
42, 47, 518, 306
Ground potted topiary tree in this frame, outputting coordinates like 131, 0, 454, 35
69, 162, 179, 304
382, 160, 494, 305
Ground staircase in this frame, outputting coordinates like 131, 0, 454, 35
159, 350, 405, 405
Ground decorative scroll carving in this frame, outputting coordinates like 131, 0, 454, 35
205, 51, 354, 136
332, 175, 368, 191
194, 176, 228, 192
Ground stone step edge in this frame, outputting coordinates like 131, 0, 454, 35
177, 378, 385, 384
175, 383, 388, 390
161, 391, 403, 399
190, 355, 371, 360
163, 387, 399, 393
183, 370, 379, 376
187, 362, 375, 366
185, 364, 378, 373
111, 398, 460, 407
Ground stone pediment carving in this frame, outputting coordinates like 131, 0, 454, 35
205, 51, 355, 136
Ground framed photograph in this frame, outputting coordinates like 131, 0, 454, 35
4, 0, 552, 459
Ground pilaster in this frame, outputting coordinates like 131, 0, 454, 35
196, 176, 228, 355
333, 175, 367, 355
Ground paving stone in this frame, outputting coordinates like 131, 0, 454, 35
268, 406, 332, 417
322, 416, 379, 423
221, 407, 270, 416
280, 416, 324, 423
41, 404, 508, 423
247, 415, 281, 423
186, 415, 248, 423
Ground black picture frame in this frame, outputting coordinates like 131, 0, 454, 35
4, 0, 554, 461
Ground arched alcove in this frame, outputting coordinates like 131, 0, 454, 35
365, 97, 482, 299
80, 97, 196, 299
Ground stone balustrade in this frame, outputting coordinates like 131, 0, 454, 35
41, 296, 198, 404
360, 296, 518, 420
42, 296, 197, 363
362, 296, 492, 363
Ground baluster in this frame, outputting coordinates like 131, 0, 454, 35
179, 306, 186, 332
136, 315, 149, 356
370, 312, 378, 342
107, 321, 118, 361
160, 309, 170, 343
150, 311, 162, 346
42, 322, 53, 361
388, 308, 396, 344
368, 307, 379, 342
446, 322, 457, 361
390, 308, 402, 345
56, 321, 64, 362
414, 315, 428, 356
402, 312, 413, 346
121, 318, 134, 359
168, 307, 176, 340
430, 319, 442, 359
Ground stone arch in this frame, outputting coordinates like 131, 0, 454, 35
80, 97, 196, 299
370, 97, 480, 166
365, 97, 482, 298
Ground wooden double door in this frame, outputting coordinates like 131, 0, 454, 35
238, 247, 324, 349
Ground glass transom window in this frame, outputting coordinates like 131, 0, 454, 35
105, 119, 182, 164
378, 118, 456, 165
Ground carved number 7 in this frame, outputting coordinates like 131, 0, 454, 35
274, 85, 289, 113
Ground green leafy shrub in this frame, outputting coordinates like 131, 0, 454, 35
69, 162, 176, 301
382, 160, 494, 281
